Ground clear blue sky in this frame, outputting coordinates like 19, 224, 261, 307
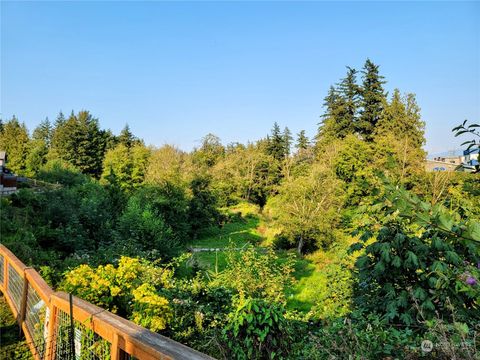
1, 1, 479, 154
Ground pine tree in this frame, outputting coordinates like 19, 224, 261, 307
295, 130, 309, 151
0, 116, 30, 174
282, 127, 293, 157
49, 110, 106, 178
373, 90, 426, 185
316, 86, 346, 142
26, 118, 52, 175
267, 122, 285, 161
118, 124, 137, 148
358, 59, 387, 141
32, 118, 53, 146
375, 89, 425, 148
338, 66, 360, 133
317, 67, 361, 144
55, 111, 66, 128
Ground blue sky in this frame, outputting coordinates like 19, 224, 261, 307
1, 1, 479, 154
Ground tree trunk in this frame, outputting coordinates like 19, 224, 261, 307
297, 236, 304, 255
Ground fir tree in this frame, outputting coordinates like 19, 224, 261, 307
268, 122, 285, 161
0, 116, 30, 174
295, 130, 309, 151
338, 66, 360, 133
375, 89, 425, 148
316, 86, 346, 142
358, 59, 387, 141
32, 118, 53, 147
282, 127, 293, 157
118, 124, 137, 148
26, 118, 53, 175
49, 110, 106, 178
317, 67, 361, 144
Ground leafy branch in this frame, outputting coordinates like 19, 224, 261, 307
452, 120, 480, 173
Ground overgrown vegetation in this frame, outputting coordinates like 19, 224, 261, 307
1, 59, 479, 359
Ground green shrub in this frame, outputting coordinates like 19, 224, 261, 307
222, 298, 292, 360
352, 186, 480, 325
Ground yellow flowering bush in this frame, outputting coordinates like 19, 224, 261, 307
132, 284, 172, 331
61, 257, 174, 330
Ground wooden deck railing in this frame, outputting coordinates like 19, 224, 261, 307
0, 244, 214, 360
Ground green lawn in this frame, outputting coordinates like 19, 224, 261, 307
189, 215, 262, 249
184, 207, 264, 274
181, 204, 325, 315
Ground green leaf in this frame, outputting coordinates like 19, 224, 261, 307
405, 251, 419, 268
413, 287, 427, 301
454, 130, 469, 137
392, 256, 402, 268
465, 222, 480, 242
422, 299, 435, 311
438, 213, 454, 231
454, 322, 469, 335
445, 251, 461, 265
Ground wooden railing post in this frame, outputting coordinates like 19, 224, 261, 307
19, 268, 31, 323
111, 333, 120, 360
44, 304, 58, 360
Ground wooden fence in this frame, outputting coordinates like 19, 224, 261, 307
0, 244, 214, 360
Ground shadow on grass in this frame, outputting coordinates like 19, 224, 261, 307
190, 214, 263, 248
284, 255, 317, 313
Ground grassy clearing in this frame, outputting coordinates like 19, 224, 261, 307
182, 202, 339, 315
189, 215, 262, 249
185, 203, 265, 274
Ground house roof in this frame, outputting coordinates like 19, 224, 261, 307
463, 148, 480, 156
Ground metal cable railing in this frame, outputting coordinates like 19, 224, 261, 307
24, 283, 48, 359
0, 254, 4, 284
7, 263, 24, 313
0, 244, 214, 360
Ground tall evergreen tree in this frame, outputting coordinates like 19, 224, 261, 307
316, 86, 345, 143
49, 110, 106, 177
375, 89, 425, 148
268, 122, 286, 161
295, 130, 309, 151
118, 124, 139, 148
357, 59, 387, 141
338, 67, 360, 132
317, 67, 361, 144
373, 90, 426, 185
54, 111, 66, 128
282, 127, 293, 157
0, 116, 30, 174
32, 118, 53, 146
26, 118, 53, 175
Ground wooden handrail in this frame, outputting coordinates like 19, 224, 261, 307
0, 244, 215, 360
24, 268, 54, 301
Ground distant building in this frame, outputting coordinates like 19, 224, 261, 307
425, 148, 479, 173
463, 148, 479, 167
0, 151, 18, 194
432, 155, 464, 165
425, 159, 458, 172
0, 151, 6, 169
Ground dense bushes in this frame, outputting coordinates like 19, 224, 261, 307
352, 186, 480, 326
222, 299, 292, 360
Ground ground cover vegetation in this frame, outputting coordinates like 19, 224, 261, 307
1, 59, 479, 359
